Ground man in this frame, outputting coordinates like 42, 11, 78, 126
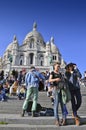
65, 63, 82, 126
21, 66, 45, 117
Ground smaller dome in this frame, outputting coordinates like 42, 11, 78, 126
50, 37, 59, 53
6, 42, 13, 51
46, 41, 50, 45
6, 35, 18, 51
51, 44, 58, 52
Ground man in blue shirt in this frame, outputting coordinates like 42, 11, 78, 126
21, 66, 45, 117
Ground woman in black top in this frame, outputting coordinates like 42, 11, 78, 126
49, 62, 67, 126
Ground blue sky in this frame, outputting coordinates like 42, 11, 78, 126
0, 0, 86, 75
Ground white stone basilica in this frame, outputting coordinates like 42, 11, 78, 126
0, 22, 66, 73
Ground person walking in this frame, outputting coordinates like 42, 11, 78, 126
21, 66, 45, 117
65, 63, 82, 126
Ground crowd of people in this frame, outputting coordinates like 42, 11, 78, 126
0, 63, 86, 127
0, 69, 26, 101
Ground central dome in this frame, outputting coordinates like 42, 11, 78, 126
23, 22, 44, 43
50, 37, 59, 53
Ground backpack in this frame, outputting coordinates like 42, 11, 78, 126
39, 107, 54, 116
26, 101, 42, 112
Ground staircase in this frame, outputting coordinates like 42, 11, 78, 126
0, 86, 86, 130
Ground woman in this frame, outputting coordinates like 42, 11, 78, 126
65, 63, 82, 126
49, 62, 67, 126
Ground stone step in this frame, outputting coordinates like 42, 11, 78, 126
0, 124, 86, 130
0, 87, 86, 130
0, 114, 86, 130
0, 114, 86, 125
0, 90, 86, 114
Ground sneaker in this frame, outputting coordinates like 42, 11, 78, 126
21, 110, 25, 117
1, 98, 4, 102
51, 102, 54, 105
75, 117, 80, 126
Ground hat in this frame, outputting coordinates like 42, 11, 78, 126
65, 62, 76, 69
65, 64, 69, 69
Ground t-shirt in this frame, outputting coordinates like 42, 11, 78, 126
50, 71, 62, 86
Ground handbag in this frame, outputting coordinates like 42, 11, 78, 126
57, 78, 68, 89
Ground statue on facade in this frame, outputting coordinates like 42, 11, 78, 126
8, 54, 13, 63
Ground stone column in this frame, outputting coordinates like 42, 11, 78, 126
33, 54, 35, 66
24, 53, 27, 65
35, 55, 37, 66
27, 54, 29, 65
34, 53, 37, 66
12, 55, 16, 65
44, 55, 48, 66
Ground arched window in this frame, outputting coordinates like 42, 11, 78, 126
39, 54, 44, 66
30, 39, 34, 48
41, 61, 43, 66
53, 55, 57, 60
20, 60, 22, 65
29, 53, 34, 64
19, 54, 24, 65
55, 56, 57, 60
53, 56, 54, 60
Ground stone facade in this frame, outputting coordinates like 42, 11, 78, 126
0, 22, 66, 73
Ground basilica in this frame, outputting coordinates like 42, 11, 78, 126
0, 22, 66, 74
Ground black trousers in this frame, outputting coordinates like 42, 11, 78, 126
70, 89, 82, 116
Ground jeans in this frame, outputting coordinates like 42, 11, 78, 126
70, 89, 82, 116
53, 89, 66, 120
22, 87, 38, 112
